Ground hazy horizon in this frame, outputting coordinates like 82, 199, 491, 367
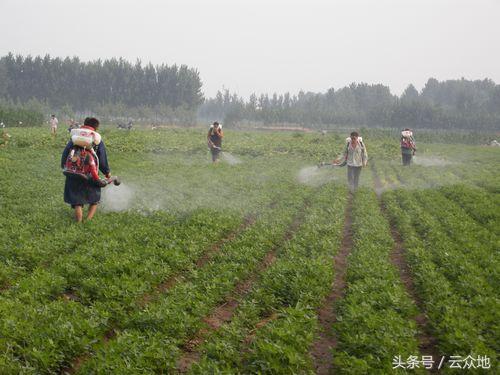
1, 0, 499, 99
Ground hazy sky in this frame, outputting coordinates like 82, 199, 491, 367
1, 0, 499, 98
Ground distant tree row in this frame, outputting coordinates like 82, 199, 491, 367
200, 78, 500, 130
0, 53, 203, 112
1, 52, 499, 130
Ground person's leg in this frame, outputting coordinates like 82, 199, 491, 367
353, 166, 361, 190
403, 153, 411, 166
87, 204, 98, 220
212, 149, 220, 163
347, 166, 354, 192
74, 205, 83, 222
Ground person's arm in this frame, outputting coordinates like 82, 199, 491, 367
362, 143, 368, 166
207, 130, 214, 147
61, 141, 73, 168
96, 141, 111, 177
218, 128, 224, 138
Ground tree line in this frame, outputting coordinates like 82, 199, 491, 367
200, 78, 500, 130
0, 53, 203, 114
1, 52, 499, 130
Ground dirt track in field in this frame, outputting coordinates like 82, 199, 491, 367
371, 162, 440, 369
176, 200, 309, 373
310, 193, 353, 375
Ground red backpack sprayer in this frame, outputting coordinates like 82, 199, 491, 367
63, 127, 121, 187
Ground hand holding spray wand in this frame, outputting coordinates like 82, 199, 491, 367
317, 156, 347, 169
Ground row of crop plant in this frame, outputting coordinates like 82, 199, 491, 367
72, 186, 312, 373
0, 209, 241, 373
0, 172, 309, 372
331, 188, 423, 373
188, 184, 348, 374
439, 185, 499, 236
382, 189, 498, 365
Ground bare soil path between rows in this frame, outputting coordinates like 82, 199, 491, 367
310, 193, 353, 375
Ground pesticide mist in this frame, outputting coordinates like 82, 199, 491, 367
413, 156, 452, 167
221, 152, 241, 165
96, 151, 274, 216
101, 184, 135, 212
297, 166, 341, 186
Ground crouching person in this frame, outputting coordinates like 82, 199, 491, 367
61, 117, 111, 222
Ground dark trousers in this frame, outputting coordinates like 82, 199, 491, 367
211, 148, 221, 162
347, 166, 362, 191
402, 153, 412, 166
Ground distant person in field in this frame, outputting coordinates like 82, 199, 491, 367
0, 121, 10, 147
50, 114, 59, 136
400, 128, 416, 166
207, 121, 223, 163
0, 129, 11, 147
341, 131, 368, 192
61, 117, 111, 222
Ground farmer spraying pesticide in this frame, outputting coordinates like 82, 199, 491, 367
316, 131, 367, 192
207, 121, 223, 163
342, 131, 368, 192
401, 128, 416, 166
61, 117, 120, 222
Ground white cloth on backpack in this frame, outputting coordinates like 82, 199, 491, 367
70, 128, 101, 150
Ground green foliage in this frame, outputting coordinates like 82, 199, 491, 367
382, 189, 498, 363
333, 189, 421, 373
0, 127, 498, 373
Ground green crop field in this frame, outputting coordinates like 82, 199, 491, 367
0, 127, 498, 374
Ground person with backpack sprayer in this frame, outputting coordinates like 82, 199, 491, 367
317, 131, 367, 192
342, 131, 368, 192
400, 128, 416, 166
207, 121, 223, 163
61, 117, 120, 222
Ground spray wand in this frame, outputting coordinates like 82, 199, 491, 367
97, 176, 121, 187
317, 158, 347, 169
